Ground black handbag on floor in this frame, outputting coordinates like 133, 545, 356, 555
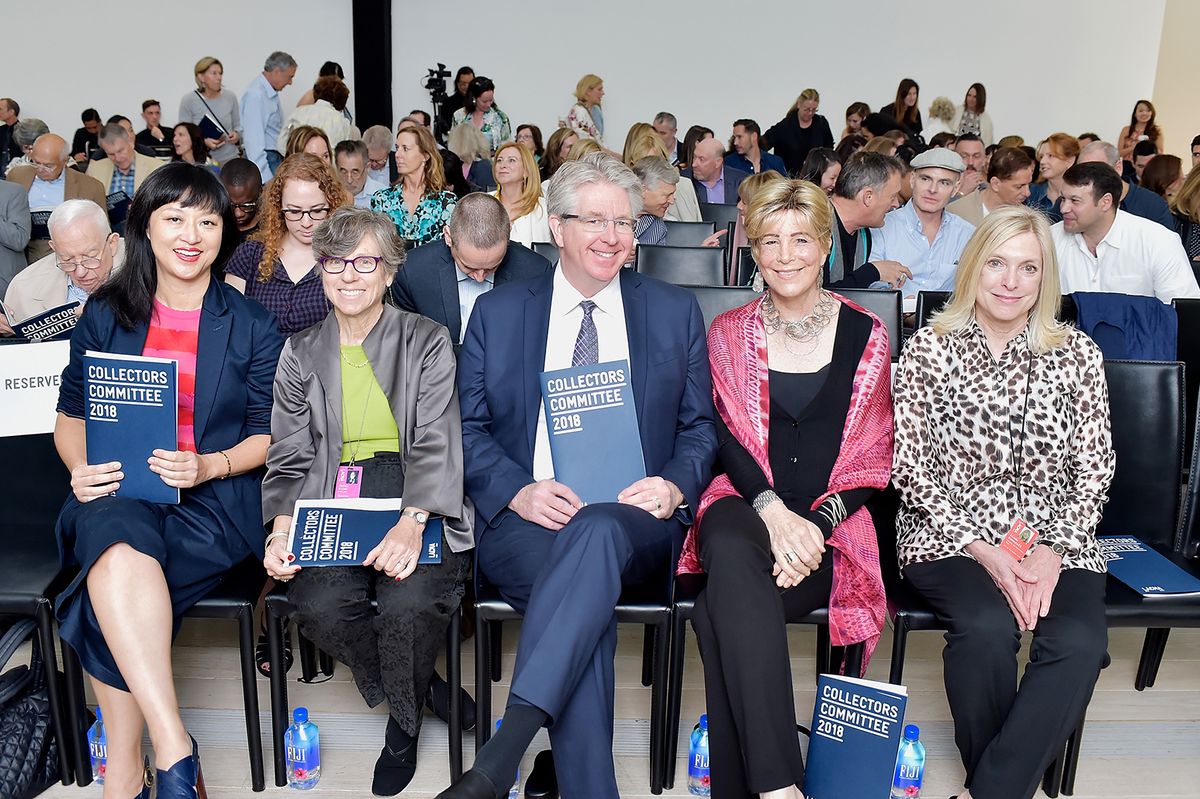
0, 619, 61, 798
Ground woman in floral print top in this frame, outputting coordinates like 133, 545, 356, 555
371, 126, 456, 246
891, 206, 1113, 799
450, 76, 511, 156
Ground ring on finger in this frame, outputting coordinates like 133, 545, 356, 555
654, 497, 662, 512
784, 551, 796, 564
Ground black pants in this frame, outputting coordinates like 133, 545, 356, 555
904, 557, 1107, 799
690, 496, 834, 798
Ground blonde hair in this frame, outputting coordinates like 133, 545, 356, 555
193, 57, 222, 89
928, 97, 956, 123
737, 170, 787, 206
863, 136, 897, 156
744, 178, 834, 263
447, 123, 490, 163
566, 138, 603, 161
788, 88, 820, 115
1171, 163, 1200, 222
493, 141, 542, 218
622, 122, 670, 168
574, 74, 603, 105
930, 205, 1069, 354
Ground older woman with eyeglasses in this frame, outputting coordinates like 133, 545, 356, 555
225, 153, 352, 336
262, 206, 472, 796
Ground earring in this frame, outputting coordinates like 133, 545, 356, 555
752, 269, 764, 293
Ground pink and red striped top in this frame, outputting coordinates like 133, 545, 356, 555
142, 299, 201, 453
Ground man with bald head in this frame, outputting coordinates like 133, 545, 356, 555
1076, 140, 1174, 230
683, 137, 749, 204
6, 133, 106, 262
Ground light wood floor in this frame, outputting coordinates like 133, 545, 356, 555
37, 619, 1199, 798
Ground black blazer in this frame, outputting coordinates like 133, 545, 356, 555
391, 238, 551, 344
681, 165, 750, 205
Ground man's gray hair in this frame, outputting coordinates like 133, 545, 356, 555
833, 151, 904, 200
653, 111, 677, 130
311, 206, 405, 278
447, 193, 511, 249
98, 122, 129, 144
1082, 140, 1121, 169
264, 51, 297, 72
12, 118, 48, 149
48, 199, 110, 239
632, 156, 679, 189
546, 153, 644, 219
361, 125, 392, 152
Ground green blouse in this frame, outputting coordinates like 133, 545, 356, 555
340, 345, 400, 462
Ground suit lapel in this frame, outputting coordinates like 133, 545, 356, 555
312, 314, 344, 442
620, 270, 648, 425
192, 280, 230, 444
438, 248, 461, 343
522, 275, 553, 461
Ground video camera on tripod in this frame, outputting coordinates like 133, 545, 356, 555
424, 63, 452, 140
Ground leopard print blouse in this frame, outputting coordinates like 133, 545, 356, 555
893, 322, 1114, 573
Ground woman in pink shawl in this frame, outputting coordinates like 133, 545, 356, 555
677, 179, 894, 799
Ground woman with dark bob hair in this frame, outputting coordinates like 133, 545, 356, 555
52, 162, 284, 799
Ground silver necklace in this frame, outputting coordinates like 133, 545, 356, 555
761, 291, 837, 343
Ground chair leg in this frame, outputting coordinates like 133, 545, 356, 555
1062, 719, 1085, 795
889, 616, 909, 685
648, 617, 669, 794
1134, 628, 1162, 690
60, 630, 91, 786
446, 607, 463, 780
237, 606, 266, 791
36, 604, 74, 786
489, 620, 503, 683
641, 624, 656, 687
1146, 628, 1170, 689
317, 648, 336, 678
475, 608, 493, 753
297, 630, 320, 683
663, 608, 688, 789
843, 643, 864, 679
266, 602, 290, 787
815, 624, 830, 682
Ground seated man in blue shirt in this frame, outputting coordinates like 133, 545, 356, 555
725, 119, 787, 176
1077, 140, 1175, 230
871, 148, 975, 299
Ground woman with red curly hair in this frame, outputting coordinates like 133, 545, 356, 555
224, 152, 351, 335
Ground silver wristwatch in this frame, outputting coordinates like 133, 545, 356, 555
401, 508, 429, 524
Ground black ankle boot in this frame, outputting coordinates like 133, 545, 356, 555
372, 716, 419, 797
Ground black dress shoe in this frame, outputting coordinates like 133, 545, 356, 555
524, 749, 558, 799
434, 768, 502, 799
427, 672, 478, 731
372, 717, 418, 796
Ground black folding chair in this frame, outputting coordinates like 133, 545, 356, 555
682, 285, 759, 330
635, 245, 725, 286
836, 288, 902, 358
663, 220, 716, 247
733, 246, 757, 287
531, 241, 560, 265
914, 291, 951, 329
697, 202, 739, 233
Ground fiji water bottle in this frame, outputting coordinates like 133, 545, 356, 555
687, 714, 711, 796
891, 724, 926, 798
494, 720, 520, 799
285, 707, 321, 789
87, 707, 107, 784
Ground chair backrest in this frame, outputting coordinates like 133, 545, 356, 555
664, 220, 716, 247
836, 289, 902, 358
1172, 297, 1200, 465
635, 245, 725, 286
915, 291, 951, 329
683, 285, 760, 330
698, 202, 740, 233
531, 241, 560, 265
0, 433, 71, 544
1098, 360, 1184, 550
734, 246, 757, 287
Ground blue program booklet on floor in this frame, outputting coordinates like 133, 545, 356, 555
1099, 536, 1200, 597
83, 350, 178, 504
287, 498, 443, 567
803, 674, 909, 799
538, 359, 645, 505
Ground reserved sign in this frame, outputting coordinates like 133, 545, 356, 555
0, 340, 70, 436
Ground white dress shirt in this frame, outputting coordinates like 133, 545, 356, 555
532, 266, 630, 481
354, 175, 389, 209
456, 269, 494, 344
1052, 210, 1200, 304
496, 194, 551, 247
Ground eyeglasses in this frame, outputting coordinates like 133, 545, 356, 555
560, 214, 636, 235
281, 206, 331, 222
56, 255, 104, 274
231, 202, 258, 213
367, 157, 388, 169
319, 255, 384, 274
32, 159, 61, 172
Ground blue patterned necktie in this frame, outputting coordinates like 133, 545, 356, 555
571, 300, 599, 367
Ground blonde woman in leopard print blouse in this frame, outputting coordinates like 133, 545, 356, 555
892, 205, 1114, 799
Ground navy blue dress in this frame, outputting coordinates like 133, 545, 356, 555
54, 279, 283, 690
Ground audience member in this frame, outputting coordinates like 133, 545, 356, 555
685, 138, 749, 205
447, 124, 493, 190
764, 88, 834, 175
540, 128, 578, 182
799, 148, 841, 196
927, 132, 956, 149
726, 119, 787, 176
242, 51, 298, 180
491, 142, 550, 246
730, 170, 787, 256
7, 133, 106, 262
88, 122, 164, 197
1052, 162, 1200, 302
437, 66, 474, 139
894, 205, 1113, 799
409, 109, 432, 128
653, 112, 681, 165
952, 83, 993, 144
924, 97, 956, 139
1171, 166, 1200, 262
334, 140, 388, 210
362, 125, 395, 185
261, 206, 471, 797
863, 136, 898, 157
0, 179, 30, 301
5, 118, 49, 176
840, 101, 870, 141
135, 100, 171, 153
98, 115, 158, 159
2, 199, 120, 327
1077, 132, 1101, 147
1117, 100, 1162, 163
679, 125, 714, 171
219, 158, 264, 242
295, 61, 346, 109
225, 153, 352, 335
373, 126, 457, 247
631, 156, 679, 245
0, 98, 20, 174
679, 177, 893, 799
52, 162, 283, 799
565, 138, 603, 161
440, 153, 717, 799
1026, 132, 1079, 223
622, 123, 701, 222
953, 133, 987, 196
279, 76, 358, 152
835, 134, 867, 162
392, 193, 550, 345
1191, 134, 1200, 170
825, 151, 911, 288
285, 125, 333, 164
1076, 140, 1174, 229
515, 124, 544, 163
564, 74, 605, 145
171, 123, 211, 168
949, 146, 1035, 226
884, 78, 922, 136
1130, 139, 1158, 183
452, 77, 512, 156
71, 108, 102, 163
998, 134, 1025, 149
178, 57, 242, 166
872, 148, 975, 295
862, 112, 910, 142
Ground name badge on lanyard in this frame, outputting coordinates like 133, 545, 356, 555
335, 465, 363, 498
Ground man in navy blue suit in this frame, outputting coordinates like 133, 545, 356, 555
438, 154, 717, 799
